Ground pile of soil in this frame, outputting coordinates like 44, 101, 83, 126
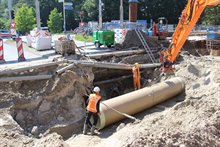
183, 40, 209, 56
115, 30, 159, 50
0, 60, 94, 146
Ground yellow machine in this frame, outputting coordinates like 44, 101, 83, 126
161, 0, 220, 70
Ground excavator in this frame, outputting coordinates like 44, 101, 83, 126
161, 0, 220, 70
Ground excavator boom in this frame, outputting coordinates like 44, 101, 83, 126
162, 0, 220, 68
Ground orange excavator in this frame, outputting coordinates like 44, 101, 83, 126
161, 0, 220, 70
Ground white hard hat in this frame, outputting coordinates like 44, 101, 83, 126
93, 86, 100, 93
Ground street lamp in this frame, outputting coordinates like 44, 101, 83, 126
120, 0, 124, 29
8, 0, 12, 21
35, 0, 41, 30
99, 0, 103, 30
63, 0, 66, 32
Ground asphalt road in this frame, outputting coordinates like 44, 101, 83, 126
2, 39, 58, 64
1, 35, 116, 65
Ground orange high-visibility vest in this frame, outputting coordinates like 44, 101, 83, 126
87, 94, 101, 113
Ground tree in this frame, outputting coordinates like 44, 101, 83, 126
47, 8, 63, 33
14, 4, 36, 34
0, 0, 10, 29
82, 0, 97, 21
202, 5, 220, 25
138, 0, 187, 24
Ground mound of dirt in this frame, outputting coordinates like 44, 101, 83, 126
0, 60, 94, 146
115, 30, 159, 50
96, 55, 220, 147
65, 54, 220, 147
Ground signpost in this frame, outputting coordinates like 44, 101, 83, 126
99, 0, 103, 30
120, 0, 124, 29
10, 22, 16, 28
59, 0, 73, 32
10, 21, 17, 37
8, 0, 12, 21
35, 0, 41, 30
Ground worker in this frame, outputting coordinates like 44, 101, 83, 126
132, 63, 141, 90
153, 22, 158, 36
83, 86, 102, 135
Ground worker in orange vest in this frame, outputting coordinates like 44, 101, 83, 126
83, 86, 102, 135
132, 63, 141, 90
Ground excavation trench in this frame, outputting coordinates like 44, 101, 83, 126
0, 41, 186, 140
1, 60, 168, 139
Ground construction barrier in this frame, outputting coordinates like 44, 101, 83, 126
28, 30, 52, 50
0, 39, 5, 63
16, 38, 26, 62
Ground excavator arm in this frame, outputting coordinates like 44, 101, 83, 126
161, 0, 220, 69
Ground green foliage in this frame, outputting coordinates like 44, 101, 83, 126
0, 0, 10, 29
47, 8, 63, 33
0, 20, 5, 29
75, 34, 93, 42
1, 0, 219, 31
14, 4, 36, 33
82, 0, 97, 20
14, 0, 34, 10
137, 0, 187, 23
0, 19, 10, 30
202, 5, 220, 25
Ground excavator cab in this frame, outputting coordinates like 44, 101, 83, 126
157, 17, 168, 40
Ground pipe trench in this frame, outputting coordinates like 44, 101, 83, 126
98, 77, 185, 129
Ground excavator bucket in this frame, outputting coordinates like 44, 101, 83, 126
159, 51, 175, 71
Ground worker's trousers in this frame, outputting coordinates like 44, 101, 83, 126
133, 77, 140, 90
84, 111, 98, 128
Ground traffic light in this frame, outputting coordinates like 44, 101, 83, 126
11, 10, 15, 19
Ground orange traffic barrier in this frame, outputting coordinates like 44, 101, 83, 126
16, 38, 26, 62
0, 39, 5, 63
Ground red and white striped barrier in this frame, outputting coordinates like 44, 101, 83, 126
16, 38, 26, 62
44, 31, 50, 36
35, 31, 40, 37
0, 39, 5, 63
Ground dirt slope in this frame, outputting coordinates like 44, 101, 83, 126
66, 55, 220, 147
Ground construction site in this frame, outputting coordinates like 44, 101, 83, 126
0, 0, 220, 147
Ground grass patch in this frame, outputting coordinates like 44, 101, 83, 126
75, 34, 93, 42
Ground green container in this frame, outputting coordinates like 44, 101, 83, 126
93, 30, 114, 48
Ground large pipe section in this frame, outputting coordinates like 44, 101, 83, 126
0, 75, 52, 82
68, 60, 161, 70
98, 77, 185, 129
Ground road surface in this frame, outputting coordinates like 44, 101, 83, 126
1, 35, 116, 65
2, 39, 60, 64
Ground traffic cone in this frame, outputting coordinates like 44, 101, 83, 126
0, 39, 5, 64
16, 37, 26, 62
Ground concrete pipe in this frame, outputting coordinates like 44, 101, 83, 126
98, 77, 185, 129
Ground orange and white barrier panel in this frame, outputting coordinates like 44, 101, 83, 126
34, 30, 50, 37
16, 38, 26, 62
0, 39, 5, 63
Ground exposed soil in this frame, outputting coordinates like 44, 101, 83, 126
0, 35, 220, 147
63, 54, 220, 147
115, 30, 159, 50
